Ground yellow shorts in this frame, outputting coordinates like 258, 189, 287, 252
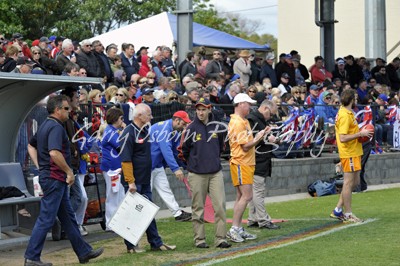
340, 156, 362, 173
230, 163, 255, 186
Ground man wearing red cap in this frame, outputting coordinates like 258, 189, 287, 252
150, 111, 192, 221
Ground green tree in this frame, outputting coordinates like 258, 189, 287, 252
193, 0, 240, 36
192, 0, 276, 51
0, 0, 176, 41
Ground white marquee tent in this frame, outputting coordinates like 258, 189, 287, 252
89, 12, 269, 52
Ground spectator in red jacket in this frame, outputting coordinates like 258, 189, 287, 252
309, 55, 332, 84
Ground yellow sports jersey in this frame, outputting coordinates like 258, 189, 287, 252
335, 106, 363, 158
228, 114, 255, 165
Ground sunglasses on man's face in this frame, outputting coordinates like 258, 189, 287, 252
169, 97, 178, 100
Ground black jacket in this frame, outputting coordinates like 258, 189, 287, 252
181, 114, 224, 174
0, 57, 17, 72
76, 51, 102, 77
247, 109, 273, 177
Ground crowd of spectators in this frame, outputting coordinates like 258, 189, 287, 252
2, 32, 400, 162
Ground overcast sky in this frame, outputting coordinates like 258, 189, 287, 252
208, 0, 278, 37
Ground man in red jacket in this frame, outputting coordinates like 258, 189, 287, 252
310, 55, 332, 84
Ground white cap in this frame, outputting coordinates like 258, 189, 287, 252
233, 93, 257, 104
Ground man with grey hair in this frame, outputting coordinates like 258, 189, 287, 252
76, 39, 101, 78
260, 53, 278, 87
161, 46, 176, 77
120, 103, 176, 252
55, 39, 76, 74
154, 76, 170, 93
246, 100, 281, 230
151, 50, 165, 81
220, 83, 241, 117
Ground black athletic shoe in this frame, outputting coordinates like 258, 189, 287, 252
175, 211, 191, 222
217, 241, 232, 248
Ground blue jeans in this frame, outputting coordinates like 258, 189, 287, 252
124, 184, 163, 249
25, 178, 92, 261
69, 177, 82, 212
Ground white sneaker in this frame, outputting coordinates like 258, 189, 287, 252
227, 228, 244, 243
238, 227, 257, 240
79, 225, 88, 236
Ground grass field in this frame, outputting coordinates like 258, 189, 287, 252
51, 188, 400, 266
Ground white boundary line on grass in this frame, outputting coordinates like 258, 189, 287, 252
196, 218, 377, 266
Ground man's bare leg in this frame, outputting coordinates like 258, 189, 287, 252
232, 184, 253, 228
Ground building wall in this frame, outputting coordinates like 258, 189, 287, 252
278, 0, 400, 70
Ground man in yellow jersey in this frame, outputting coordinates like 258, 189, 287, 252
330, 89, 373, 223
227, 93, 271, 242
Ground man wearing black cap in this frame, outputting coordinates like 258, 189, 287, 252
277, 72, 292, 95
141, 87, 155, 104
180, 98, 231, 248
136, 46, 149, 62
12, 33, 31, 58
276, 54, 296, 86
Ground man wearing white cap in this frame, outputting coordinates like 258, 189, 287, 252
227, 93, 271, 243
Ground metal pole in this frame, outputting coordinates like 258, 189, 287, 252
320, 0, 335, 72
176, 0, 194, 70
365, 0, 386, 61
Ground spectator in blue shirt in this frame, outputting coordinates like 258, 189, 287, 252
100, 108, 126, 230
150, 111, 192, 222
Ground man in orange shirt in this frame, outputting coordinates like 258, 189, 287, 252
227, 93, 271, 242
330, 89, 372, 223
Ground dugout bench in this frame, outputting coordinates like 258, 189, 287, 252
0, 163, 41, 239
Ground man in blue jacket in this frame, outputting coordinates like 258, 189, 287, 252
180, 98, 231, 249
150, 111, 192, 221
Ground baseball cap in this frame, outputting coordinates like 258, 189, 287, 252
310, 84, 319, 90
337, 59, 345, 65
378, 94, 388, 102
173, 111, 191, 123
31, 39, 40, 46
39, 36, 51, 43
231, 74, 241, 82
233, 93, 257, 104
195, 97, 212, 108
12, 33, 23, 40
322, 91, 333, 99
281, 73, 290, 79
49, 36, 57, 42
136, 46, 149, 56
142, 88, 154, 95
265, 53, 275, 60
16, 57, 35, 66
344, 55, 354, 60
285, 54, 292, 59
